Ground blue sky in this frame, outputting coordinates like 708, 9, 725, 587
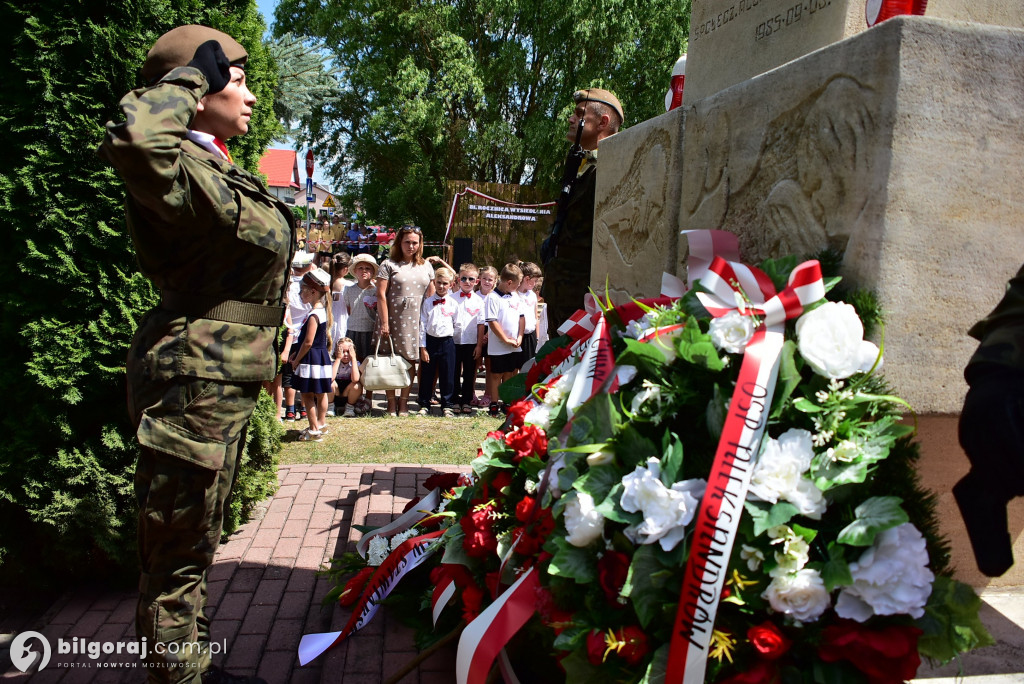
255, 0, 278, 35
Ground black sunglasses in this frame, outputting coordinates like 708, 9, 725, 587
460, 276, 477, 282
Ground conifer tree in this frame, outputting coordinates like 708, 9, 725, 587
0, 0, 281, 581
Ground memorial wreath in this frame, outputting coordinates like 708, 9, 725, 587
300, 232, 991, 684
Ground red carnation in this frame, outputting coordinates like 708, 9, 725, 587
337, 567, 374, 607
461, 582, 485, 621
717, 661, 779, 684
535, 585, 574, 636
586, 630, 607, 665
424, 472, 460, 492
504, 424, 548, 463
515, 496, 538, 522
747, 621, 792, 660
506, 399, 533, 428
597, 550, 630, 607
818, 620, 923, 684
460, 501, 499, 558
486, 429, 506, 441
511, 509, 554, 557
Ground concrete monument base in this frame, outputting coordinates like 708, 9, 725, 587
592, 16, 1024, 586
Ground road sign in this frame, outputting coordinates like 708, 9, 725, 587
322, 196, 336, 208
306, 178, 314, 203
305, 150, 314, 177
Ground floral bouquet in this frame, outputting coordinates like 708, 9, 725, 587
305, 236, 991, 684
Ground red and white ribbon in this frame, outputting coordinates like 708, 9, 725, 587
355, 488, 441, 558
299, 529, 445, 665
456, 567, 540, 684
665, 253, 823, 684
431, 571, 457, 626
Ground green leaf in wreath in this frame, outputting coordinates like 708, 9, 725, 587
498, 371, 527, 403
594, 483, 640, 524
792, 396, 825, 413
770, 340, 802, 419
569, 393, 622, 447
617, 336, 668, 368
659, 433, 684, 485
440, 528, 472, 566
552, 625, 588, 652
623, 544, 668, 628
614, 424, 658, 470
548, 536, 597, 583
744, 500, 799, 536
519, 454, 546, 481
812, 460, 869, 491
558, 464, 580, 495
836, 496, 909, 546
639, 644, 670, 684
820, 542, 853, 592
575, 464, 620, 504
916, 575, 994, 662
678, 318, 725, 371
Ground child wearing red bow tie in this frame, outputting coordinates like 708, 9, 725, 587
418, 267, 459, 416
451, 263, 485, 412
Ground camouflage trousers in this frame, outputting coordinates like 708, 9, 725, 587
129, 374, 260, 683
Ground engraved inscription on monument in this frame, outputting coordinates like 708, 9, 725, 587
685, 0, 852, 104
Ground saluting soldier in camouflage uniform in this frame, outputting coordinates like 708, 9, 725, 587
99, 26, 293, 684
955, 264, 1024, 578
541, 88, 623, 331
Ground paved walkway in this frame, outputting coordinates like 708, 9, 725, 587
3, 463, 1023, 683
1, 465, 468, 683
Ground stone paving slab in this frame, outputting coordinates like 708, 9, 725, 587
3, 463, 1023, 682
1, 465, 468, 683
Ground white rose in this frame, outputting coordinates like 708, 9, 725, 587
586, 450, 615, 466
621, 458, 705, 551
796, 302, 881, 379
748, 429, 827, 519
835, 523, 935, 621
709, 310, 755, 353
564, 492, 606, 547
763, 568, 830, 623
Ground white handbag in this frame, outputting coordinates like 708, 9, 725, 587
359, 335, 412, 391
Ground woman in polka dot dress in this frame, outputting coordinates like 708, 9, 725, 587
375, 225, 435, 416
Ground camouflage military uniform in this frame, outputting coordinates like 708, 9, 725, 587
100, 66, 293, 681
956, 264, 1024, 576
542, 153, 598, 331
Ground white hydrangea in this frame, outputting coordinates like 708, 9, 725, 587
762, 568, 830, 623
564, 492, 606, 547
367, 536, 389, 566
835, 523, 935, 621
620, 457, 706, 552
708, 310, 756, 353
748, 429, 827, 519
796, 302, 882, 379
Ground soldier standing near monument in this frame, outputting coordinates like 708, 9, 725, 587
541, 88, 623, 330
955, 263, 1024, 578
100, 25, 292, 684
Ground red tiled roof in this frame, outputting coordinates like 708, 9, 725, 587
258, 149, 300, 189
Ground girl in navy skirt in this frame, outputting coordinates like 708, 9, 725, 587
290, 268, 335, 441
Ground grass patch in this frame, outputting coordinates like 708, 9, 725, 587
278, 413, 503, 465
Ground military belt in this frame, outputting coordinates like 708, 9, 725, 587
160, 289, 285, 327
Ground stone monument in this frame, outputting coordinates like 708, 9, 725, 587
592, 5, 1024, 587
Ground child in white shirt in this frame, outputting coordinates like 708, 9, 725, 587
484, 263, 524, 416
418, 267, 459, 416
451, 262, 485, 412
515, 261, 542, 370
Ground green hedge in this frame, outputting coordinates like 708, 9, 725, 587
0, 0, 282, 585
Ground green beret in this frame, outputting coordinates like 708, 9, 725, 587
142, 25, 248, 83
574, 88, 624, 126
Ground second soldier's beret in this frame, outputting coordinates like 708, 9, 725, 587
574, 88, 625, 126
142, 25, 248, 83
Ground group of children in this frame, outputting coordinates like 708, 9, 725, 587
417, 259, 544, 418
272, 250, 544, 441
